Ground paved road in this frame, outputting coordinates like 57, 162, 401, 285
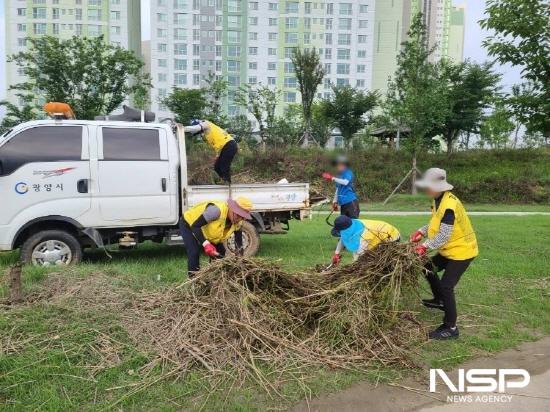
313, 211, 550, 216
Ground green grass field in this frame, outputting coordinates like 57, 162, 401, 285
1, 215, 549, 411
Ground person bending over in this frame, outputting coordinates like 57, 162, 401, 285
180, 197, 253, 278
330, 216, 401, 265
411, 168, 478, 341
185, 119, 238, 183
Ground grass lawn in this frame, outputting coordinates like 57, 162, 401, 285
1, 215, 549, 411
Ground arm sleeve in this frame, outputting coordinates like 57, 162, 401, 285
190, 205, 221, 245
424, 209, 455, 249
418, 225, 429, 235
333, 188, 338, 203
332, 177, 350, 185
335, 239, 343, 254
183, 124, 203, 135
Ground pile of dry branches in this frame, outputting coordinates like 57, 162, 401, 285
125, 242, 426, 392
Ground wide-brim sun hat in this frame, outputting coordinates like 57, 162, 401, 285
415, 168, 454, 192
228, 197, 253, 220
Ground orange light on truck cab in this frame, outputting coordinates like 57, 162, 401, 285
43, 102, 75, 120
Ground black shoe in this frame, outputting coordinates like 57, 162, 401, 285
422, 298, 444, 311
429, 324, 459, 340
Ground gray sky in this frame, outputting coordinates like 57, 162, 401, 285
0, 0, 523, 103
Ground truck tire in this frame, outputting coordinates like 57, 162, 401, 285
20, 230, 83, 266
224, 221, 260, 257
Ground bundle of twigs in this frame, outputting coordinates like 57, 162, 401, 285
125, 242, 426, 393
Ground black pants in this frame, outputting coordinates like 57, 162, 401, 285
424, 254, 474, 327
340, 199, 360, 218
214, 140, 238, 183
179, 220, 226, 277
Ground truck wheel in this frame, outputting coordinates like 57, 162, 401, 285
224, 221, 260, 257
20, 230, 83, 266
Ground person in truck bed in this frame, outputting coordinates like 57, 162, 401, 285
185, 119, 238, 183
180, 197, 253, 278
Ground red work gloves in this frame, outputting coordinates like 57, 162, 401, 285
321, 172, 334, 181
332, 253, 341, 265
414, 245, 427, 256
410, 230, 424, 243
203, 241, 219, 257
332, 202, 339, 211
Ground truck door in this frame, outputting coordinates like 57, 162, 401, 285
0, 124, 91, 226
95, 126, 173, 223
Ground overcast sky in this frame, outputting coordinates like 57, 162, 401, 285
0, 0, 523, 103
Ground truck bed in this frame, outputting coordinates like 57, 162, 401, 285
185, 183, 310, 213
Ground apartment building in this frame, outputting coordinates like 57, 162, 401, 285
150, 0, 376, 118
4, 0, 141, 104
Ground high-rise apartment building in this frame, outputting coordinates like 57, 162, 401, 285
150, 0, 376, 118
149, 0, 464, 117
447, 3, 465, 62
4, 0, 141, 104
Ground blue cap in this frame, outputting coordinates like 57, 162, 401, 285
190, 118, 202, 126
331, 215, 353, 237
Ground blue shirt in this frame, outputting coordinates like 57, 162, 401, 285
336, 169, 357, 205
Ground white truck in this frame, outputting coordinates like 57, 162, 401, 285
0, 119, 310, 266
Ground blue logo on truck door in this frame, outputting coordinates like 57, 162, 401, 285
15, 182, 29, 194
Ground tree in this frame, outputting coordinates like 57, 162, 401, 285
203, 72, 230, 127
480, 0, 550, 137
162, 88, 208, 125
384, 13, 450, 193
235, 84, 280, 147
321, 85, 378, 148
291, 48, 325, 146
0, 96, 42, 134
269, 105, 303, 147
227, 114, 255, 147
435, 60, 501, 155
311, 102, 333, 148
8, 36, 151, 120
479, 99, 514, 149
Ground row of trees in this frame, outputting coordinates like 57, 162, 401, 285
2, 0, 547, 150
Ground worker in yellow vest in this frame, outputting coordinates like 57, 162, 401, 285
330, 216, 401, 265
410, 168, 478, 340
185, 119, 238, 183
180, 197, 253, 277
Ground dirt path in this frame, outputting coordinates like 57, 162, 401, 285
291, 337, 550, 412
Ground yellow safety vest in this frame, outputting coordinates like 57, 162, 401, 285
427, 192, 478, 260
183, 201, 241, 244
360, 219, 401, 250
203, 121, 233, 154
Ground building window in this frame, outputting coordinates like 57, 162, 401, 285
284, 77, 297, 88
268, 77, 276, 85
325, 18, 333, 30
325, 33, 332, 45
268, 48, 277, 56
249, 47, 258, 55
249, 17, 258, 26
157, 43, 167, 54
17, 24, 27, 32
227, 60, 240, 71
338, 33, 351, 46
360, 4, 369, 13
357, 50, 367, 58
193, 60, 200, 70
158, 59, 167, 68
174, 43, 187, 55
305, 2, 312, 14
337, 48, 350, 60
157, 28, 167, 37
111, 10, 121, 20
174, 59, 187, 70
324, 63, 331, 74
227, 0, 241, 13
193, 74, 200, 86
284, 62, 295, 73
339, 3, 352, 15
358, 35, 367, 44
52, 8, 60, 19
227, 46, 241, 57
33, 23, 47, 34
286, 2, 299, 13
359, 20, 368, 29
248, 76, 257, 85
111, 26, 121, 36
249, 32, 258, 41
284, 92, 297, 103
227, 31, 241, 44
268, 3, 278, 11
284, 47, 296, 58
88, 8, 101, 21
174, 73, 187, 85
158, 73, 167, 82
268, 32, 277, 41
249, 1, 258, 10
228, 75, 240, 87
285, 17, 298, 29
249, 62, 257, 70
338, 18, 352, 30
326, 3, 333, 15
17, 8, 26, 16
325, 48, 332, 59
285, 32, 298, 44
336, 63, 350, 74
336, 78, 349, 86
269, 18, 278, 26
268, 62, 277, 70
32, 7, 47, 19
357, 64, 366, 73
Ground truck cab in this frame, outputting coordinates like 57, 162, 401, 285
0, 119, 310, 266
